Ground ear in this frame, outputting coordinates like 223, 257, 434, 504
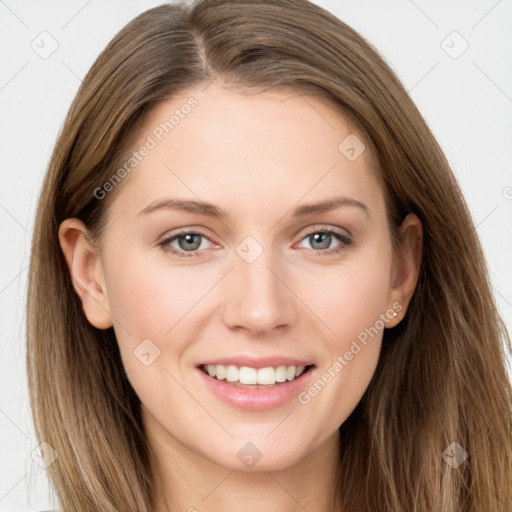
58, 218, 113, 330
385, 213, 423, 327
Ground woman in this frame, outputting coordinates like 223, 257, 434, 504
26, 0, 512, 510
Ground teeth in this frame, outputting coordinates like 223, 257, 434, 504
275, 365, 287, 383
239, 366, 257, 384
226, 365, 238, 382
215, 364, 226, 381
203, 364, 308, 385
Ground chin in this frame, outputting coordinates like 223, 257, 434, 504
200, 434, 311, 472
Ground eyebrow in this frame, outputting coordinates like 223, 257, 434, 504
137, 195, 370, 219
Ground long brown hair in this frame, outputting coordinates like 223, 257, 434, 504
27, 1, 512, 510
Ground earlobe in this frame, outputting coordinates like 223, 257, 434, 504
58, 218, 113, 330
386, 213, 423, 327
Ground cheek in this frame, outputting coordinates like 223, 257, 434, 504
309, 241, 393, 349
104, 244, 207, 332
331, 267, 389, 338
107, 266, 169, 334
102, 248, 199, 373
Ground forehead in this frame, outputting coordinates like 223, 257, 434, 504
107, 83, 384, 222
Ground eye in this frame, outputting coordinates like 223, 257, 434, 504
296, 227, 352, 256
159, 230, 214, 258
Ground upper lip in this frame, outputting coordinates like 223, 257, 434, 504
197, 356, 314, 369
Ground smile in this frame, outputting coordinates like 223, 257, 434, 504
196, 361, 316, 411
200, 364, 310, 386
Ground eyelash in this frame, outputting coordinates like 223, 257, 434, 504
158, 227, 353, 258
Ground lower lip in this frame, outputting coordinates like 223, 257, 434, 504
196, 366, 315, 411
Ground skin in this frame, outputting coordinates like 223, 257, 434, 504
59, 81, 422, 512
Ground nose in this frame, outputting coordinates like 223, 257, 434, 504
221, 246, 299, 336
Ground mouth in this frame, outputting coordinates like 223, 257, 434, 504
199, 363, 315, 389
195, 362, 316, 411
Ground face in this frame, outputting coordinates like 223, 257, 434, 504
62, 82, 417, 473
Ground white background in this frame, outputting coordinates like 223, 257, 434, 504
1, 0, 511, 510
